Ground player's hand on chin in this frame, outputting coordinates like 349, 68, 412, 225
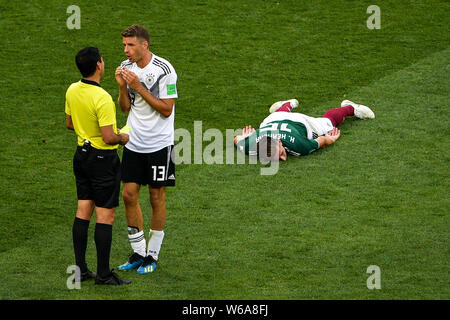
115, 66, 127, 87
121, 68, 141, 91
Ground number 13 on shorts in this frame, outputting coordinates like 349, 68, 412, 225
152, 166, 166, 181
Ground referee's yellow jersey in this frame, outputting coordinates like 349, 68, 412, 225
65, 79, 118, 150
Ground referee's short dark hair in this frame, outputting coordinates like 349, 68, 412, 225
75, 47, 102, 77
122, 25, 150, 44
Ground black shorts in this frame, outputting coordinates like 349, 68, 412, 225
73, 145, 121, 208
121, 145, 175, 187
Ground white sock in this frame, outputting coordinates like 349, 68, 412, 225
128, 227, 146, 258
147, 229, 164, 261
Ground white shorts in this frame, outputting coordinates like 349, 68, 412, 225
260, 112, 334, 139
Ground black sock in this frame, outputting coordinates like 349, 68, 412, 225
72, 217, 90, 273
94, 223, 113, 278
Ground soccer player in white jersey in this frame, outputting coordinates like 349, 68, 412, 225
115, 25, 178, 274
234, 99, 375, 161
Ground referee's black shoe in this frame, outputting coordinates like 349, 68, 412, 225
80, 270, 96, 282
95, 269, 131, 285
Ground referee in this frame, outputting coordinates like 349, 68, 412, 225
65, 47, 130, 285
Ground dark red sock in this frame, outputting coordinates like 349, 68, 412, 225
323, 105, 354, 127
275, 101, 293, 112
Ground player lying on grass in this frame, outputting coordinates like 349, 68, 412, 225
234, 99, 375, 161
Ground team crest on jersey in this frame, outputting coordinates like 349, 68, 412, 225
145, 73, 155, 87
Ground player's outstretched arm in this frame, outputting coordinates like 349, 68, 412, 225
315, 127, 340, 148
234, 125, 255, 145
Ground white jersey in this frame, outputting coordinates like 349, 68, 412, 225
121, 53, 178, 153
260, 112, 333, 138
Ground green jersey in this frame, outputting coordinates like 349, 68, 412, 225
236, 120, 320, 157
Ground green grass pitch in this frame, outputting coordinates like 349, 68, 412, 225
0, 0, 448, 299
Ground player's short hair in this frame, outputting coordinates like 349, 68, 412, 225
75, 47, 101, 77
121, 24, 150, 44
256, 136, 278, 162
